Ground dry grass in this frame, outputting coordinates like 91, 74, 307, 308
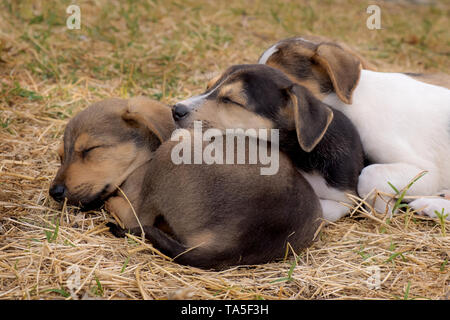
0, 0, 449, 300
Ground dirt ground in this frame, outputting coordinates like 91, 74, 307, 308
0, 0, 449, 300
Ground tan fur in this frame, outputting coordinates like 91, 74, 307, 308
217, 81, 247, 106
191, 100, 274, 131
186, 81, 273, 130
206, 74, 221, 90
105, 196, 137, 228
125, 97, 174, 142
50, 97, 173, 209
313, 43, 362, 104
64, 142, 146, 198
57, 142, 64, 161
51, 97, 323, 269
186, 230, 215, 248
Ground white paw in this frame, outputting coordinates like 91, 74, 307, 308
320, 199, 349, 223
409, 198, 450, 220
357, 165, 383, 198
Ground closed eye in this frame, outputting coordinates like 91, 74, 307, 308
220, 96, 243, 107
81, 145, 101, 158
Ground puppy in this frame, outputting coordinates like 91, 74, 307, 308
49, 97, 322, 269
258, 36, 450, 218
172, 64, 365, 222
49, 97, 174, 210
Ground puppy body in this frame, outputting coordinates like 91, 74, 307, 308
173, 64, 365, 222
107, 136, 322, 269
50, 97, 322, 269
324, 70, 450, 217
259, 37, 450, 218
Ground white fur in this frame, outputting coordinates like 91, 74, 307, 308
301, 171, 351, 222
177, 89, 215, 109
409, 198, 450, 220
177, 77, 230, 109
323, 70, 450, 219
258, 43, 279, 64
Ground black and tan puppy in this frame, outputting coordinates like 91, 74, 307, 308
49, 97, 322, 269
172, 64, 365, 223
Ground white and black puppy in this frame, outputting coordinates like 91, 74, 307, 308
259, 36, 450, 219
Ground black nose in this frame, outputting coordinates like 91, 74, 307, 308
49, 184, 66, 202
172, 104, 190, 121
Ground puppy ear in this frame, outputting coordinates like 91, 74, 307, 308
313, 43, 362, 104
286, 85, 334, 152
122, 97, 175, 144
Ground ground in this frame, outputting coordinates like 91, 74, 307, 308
0, 0, 449, 300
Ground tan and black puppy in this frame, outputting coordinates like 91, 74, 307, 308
172, 64, 365, 223
50, 97, 323, 269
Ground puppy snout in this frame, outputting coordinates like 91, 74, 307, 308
49, 183, 67, 202
172, 104, 190, 121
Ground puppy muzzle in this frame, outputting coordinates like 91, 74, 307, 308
49, 183, 67, 202
172, 103, 191, 121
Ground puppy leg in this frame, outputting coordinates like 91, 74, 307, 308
358, 163, 440, 213
408, 198, 450, 220
107, 223, 229, 269
108, 223, 188, 256
302, 172, 352, 222
320, 200, 350, 222
105, 196, 140, 229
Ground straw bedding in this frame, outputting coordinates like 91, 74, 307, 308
0, 0, 448, 299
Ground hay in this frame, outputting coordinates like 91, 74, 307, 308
0, 0, 449, 300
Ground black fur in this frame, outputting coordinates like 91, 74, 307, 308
210, 65, 364, 193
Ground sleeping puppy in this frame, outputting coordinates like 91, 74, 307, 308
49, 97, 322, 269
172, 64, 365, 222
49, 97, 174, 210
258, 36, 450, 219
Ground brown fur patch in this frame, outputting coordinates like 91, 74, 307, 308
313, 43, 362, 104
125, 96, 175, 143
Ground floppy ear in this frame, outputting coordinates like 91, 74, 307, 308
313, 43, 362, 104
122, 96, 175, 144
286, 85, 334, 152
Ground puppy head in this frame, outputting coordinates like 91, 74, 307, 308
49, 97, 174, 210
258, 36, 372, 104
172, 64, 333, 152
